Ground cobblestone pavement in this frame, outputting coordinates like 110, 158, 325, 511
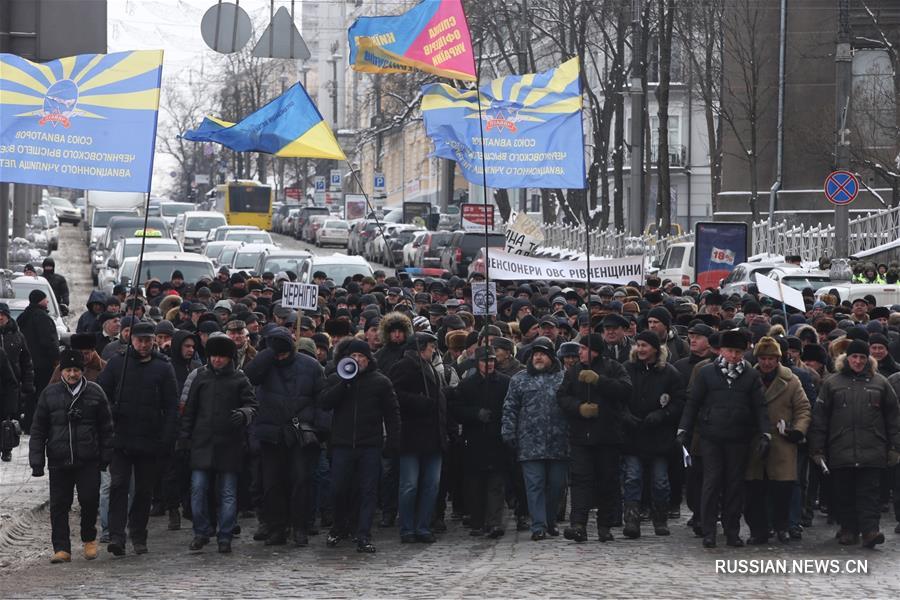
3, 226, 900, 597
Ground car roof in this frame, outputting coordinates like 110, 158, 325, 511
139, 251, 214, 263
235, 243, 277, 253
263, 249, 312, 257
121, 237, 179, 245
312, 254, 369, 265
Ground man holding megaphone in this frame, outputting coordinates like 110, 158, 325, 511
320, 339, 401, 554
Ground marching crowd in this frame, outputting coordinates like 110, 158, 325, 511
8, 259, 900, 561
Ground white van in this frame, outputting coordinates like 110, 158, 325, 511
653, 243, 695, 286
178, 211, 227, 253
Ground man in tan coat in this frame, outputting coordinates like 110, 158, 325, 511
745, 336, 811, 544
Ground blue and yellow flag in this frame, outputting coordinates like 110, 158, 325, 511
421, 57, 585, 189
183, 83, 345, 161
0, 50, 163, 192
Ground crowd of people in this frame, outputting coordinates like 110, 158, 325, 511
12, 258, 900, 562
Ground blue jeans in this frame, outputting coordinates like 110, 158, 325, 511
622, 455, 670, 505
398, 452, 442, 537
191, 470, 238, 542
520, 460, 568, 533
99, 468, 133, 539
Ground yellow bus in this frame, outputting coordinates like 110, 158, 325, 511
213, 180, 273, 229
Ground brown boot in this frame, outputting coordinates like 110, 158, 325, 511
83, 540, 98, 560
861, 530, 885, 548
50, 550, 71, 564
837, 528, 859, 545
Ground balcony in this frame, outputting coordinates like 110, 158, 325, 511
613, 144, 688, 169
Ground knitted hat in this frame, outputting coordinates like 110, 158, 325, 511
635, 330, 661, 353
647, 306, 672, 328
345, 339, 374, 360
869, 333, 890, 349
579, 332, 604, 354
518, 314, 539, 335
846, 339, 870, 357
28, 289, 47, 305
753, 336, 782, 358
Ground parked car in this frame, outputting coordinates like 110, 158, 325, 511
118, 252, 216, 288
403, 231, 428, 267
223, 230, 273, 245
33, 210, 59, 251
294, 206, 330, 241
272, 203, 297, 233
98, 237, 182, 293
282, 208, 301, 237
366, 223, 415, 263
315, 219, 350, 247
653, 242, 695, 287
87, 208, 140, 250
414, 230, 452, 268
254, 249, 313, 278
385, 226, 426, 266
203, 240, 242, 267
348, 220, 385, 256
48, 196, 81, 225
303, 254, 374, 285
231, 243, 278, 275
158, 201, 195, 230
814, 283, 900, 307
177, 211, 228, 252
92, 216, 170, 285
719, 262, 803, 296
302, 214, 329, 243
440, 231, 506, 277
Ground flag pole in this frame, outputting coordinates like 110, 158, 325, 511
473, 48, 494, 339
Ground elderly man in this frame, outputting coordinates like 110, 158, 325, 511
225, 319, 256, 370
678, 328, 770, 548
50, 333, 106, 383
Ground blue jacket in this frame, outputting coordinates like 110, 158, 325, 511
502, 358, 568, 461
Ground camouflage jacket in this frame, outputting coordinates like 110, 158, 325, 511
502, 360, 568, 461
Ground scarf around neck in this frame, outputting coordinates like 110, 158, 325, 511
715, 355, 744, 386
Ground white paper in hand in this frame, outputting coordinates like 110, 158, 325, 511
682, 445, 692, 468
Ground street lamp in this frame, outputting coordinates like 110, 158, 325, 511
299, 61, 310, 88
326, 51, 342, 128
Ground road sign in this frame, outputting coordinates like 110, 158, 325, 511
252, 6, 311, 59
314, 176, 326, 193
824, 170, 859, 205
330, 169, 342, 191
281, 282, 319, 310
285, 187, 302, 200
374, 173, 386, 195
200, 2, 253, 54
461, 203, 495, 231
471, 282, 497, 316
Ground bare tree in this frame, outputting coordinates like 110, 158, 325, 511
654, 0, 676, 234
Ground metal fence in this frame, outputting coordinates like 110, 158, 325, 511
542, 204, 900, 264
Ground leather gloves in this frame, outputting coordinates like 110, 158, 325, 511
578, 370, 600, 385
578, 402, 599, 418
756, 434, 771, 459
783, 429, 804, 444
230, 410, 246, 427
477, 408, 492, 423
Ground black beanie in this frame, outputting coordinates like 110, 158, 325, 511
268, 335, 294, 355
635, 330, 662, 353
647, 306, 672, 328
846, 339, 870, 357
345, 339, 374, 360
28, 289, 47, 305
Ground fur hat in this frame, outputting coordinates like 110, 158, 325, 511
70, 332, 96, 351
59, 349, 84, 371
720, 328, 750, 350
205, 333, 236, 358
445, 330, 468, 352
801, 344, 827, 364
753, 336, 782, 358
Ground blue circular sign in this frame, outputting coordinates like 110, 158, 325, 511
824, 170, 859, 205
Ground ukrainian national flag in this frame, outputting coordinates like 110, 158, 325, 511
183, 83, 346, 160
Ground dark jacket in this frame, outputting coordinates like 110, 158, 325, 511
678, 359, 770, 443
449, 370, 510, 471
76, 290, 107, 334
0, 317, 34, 395
374, 342, 407, 375
557, 354, 633, 446
43, 271, 69, 307
97, 347, 179, 454
29, 379, 113, 469
320, 354, 400, 449
0, 346, 19, 418
623, 347, 686, 457
170, 330, 202, 391
811, 356, 900, 469
374, 312, 412, 374
243, 332, 325, 446
17, 303, 59, 383
388, 349, 447, 454
673, 352, 712, 389
180, 361, 257, 472
601, 338, 632, 364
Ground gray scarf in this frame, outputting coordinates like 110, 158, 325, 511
715, 355, 744, 386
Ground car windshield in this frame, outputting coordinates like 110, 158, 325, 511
748, 268, 775, 282
93, 211, 135, 227
396, 230, 421, 244
262, 256, 308, 274
664, 246, 685, 270
215, 227, 255, 241
205, 245, 232, 260
460, 233, 505, 251
234, 251, 263, 269
219, 249, 237, 265
123, 240, 178, 258
186, 216, 226, 230
314, 262, 373, 283
225, 231, 272, 243
128, 261, 213, 283
50, 197, 72, 207
160, 204, 193, 217
782, 276, 832, 291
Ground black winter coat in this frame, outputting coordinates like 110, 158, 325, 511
17, 304, 59, 381
374, 341, 406, 374
448, 370, 510, 471
43, 271, 69, 307
812, 357, 900, 469
0, 346, 19, 418
0, 318, 34, 395
678, 360, 770, 443
29, 379, 112, 469
557, 355, 633, 446
623, 349, 686, 457
388, 350, 447, 454
97, 348, 179, 455
180, 362, 257, 472
320, 360, 401, 449
244, 347, 325, 446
